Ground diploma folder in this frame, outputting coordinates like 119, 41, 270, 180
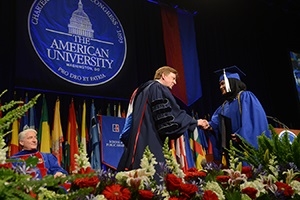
218, 114, 232, 149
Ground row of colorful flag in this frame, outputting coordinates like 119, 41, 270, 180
171, 121, 210, 171
6, 94, 127, 173
3, 93, 209, 173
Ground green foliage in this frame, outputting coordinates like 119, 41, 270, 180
0, 164, 94, 199
229, 125, 300, 173
290, 133, 300, 167
0, 90, 41, 134
224, 189, 242, 200
6, 156, 39, 168
0, 167, 35, 200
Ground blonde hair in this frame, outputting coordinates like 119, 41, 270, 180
153, 66, 178, 80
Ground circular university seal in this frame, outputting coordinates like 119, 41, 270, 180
278, 130, 297, 144
28, 0, 127, 86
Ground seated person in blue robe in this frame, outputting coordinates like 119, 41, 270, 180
10, 128, 68, 179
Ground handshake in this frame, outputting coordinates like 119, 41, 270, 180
197, 119, 211, 130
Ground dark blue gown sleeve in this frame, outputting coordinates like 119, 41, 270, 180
149, 82, 197, 139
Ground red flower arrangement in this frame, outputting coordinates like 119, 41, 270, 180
0, 162, 12, 169
241, 166, 253, 179
216, 175, 230, 183
275, 181, 294, 197
3, 135, 299, 200
184, 167, 207, 182
166, 173, 183, 191
138, 189, 155, 200
72, 166, 100, 192
241, 187, 258, 199
165, 173, 198, 199
102, 183, 131, 200
202, 190, 219, 200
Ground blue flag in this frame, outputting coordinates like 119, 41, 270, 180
29, 105, 37, 129
89, 101, 101, 171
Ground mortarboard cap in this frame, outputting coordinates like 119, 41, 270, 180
214, 65, 246, 82
214, 65, 246, 92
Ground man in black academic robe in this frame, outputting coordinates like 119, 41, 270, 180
117, 66, 208, 180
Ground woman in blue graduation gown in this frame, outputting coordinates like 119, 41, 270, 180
205, 66, 271, 163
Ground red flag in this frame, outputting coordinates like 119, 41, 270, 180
67, 99, 79, 173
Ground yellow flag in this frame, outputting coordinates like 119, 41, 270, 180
39, 95, 51, 153
51, 98, 64, 164
9, 119, 19, 156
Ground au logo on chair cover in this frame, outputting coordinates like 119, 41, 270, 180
28, 0, 127, 86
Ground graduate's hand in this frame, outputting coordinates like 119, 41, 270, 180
197, 119, 210, 129
231, 133, 241, 142
231, 133, 237, 141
